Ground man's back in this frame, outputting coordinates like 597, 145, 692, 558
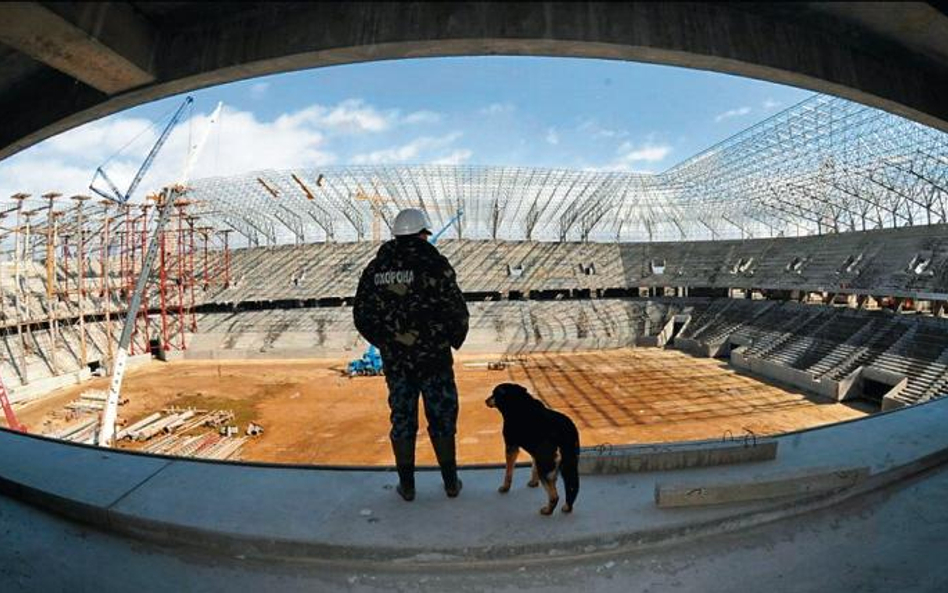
353, 237, 468, 374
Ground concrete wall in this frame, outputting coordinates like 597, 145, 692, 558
187, 299, 653, 359
3, 3, 947, 159
730, 347, 842, 400
863, 366, 910, 411
672, 337, 713, 358
7, 352, 152, 405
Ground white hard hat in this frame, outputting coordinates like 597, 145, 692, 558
392, 208, 432, 236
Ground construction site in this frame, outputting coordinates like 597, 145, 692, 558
16, 351, 866, 465
1, 93, 947, 466
4, 3, 948, 590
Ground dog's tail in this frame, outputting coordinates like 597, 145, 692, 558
560, 428, 580, 508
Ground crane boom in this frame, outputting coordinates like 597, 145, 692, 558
90, 96, 194, 204
89, 167, 125, 203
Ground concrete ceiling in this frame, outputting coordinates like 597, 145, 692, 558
0, 2, 946, 160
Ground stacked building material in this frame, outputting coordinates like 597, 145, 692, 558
50, 417, 98, 441
116, 413, 162, 441
115, 408, 247, 460
196, 436, 247, 461
65, 390, 124, 413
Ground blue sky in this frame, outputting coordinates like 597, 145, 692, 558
0, 56, 813, 198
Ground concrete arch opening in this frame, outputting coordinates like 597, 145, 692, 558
2, 4, 948, 584
1, 2, 946, 159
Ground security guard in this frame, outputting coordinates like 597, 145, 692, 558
353, 208, 469, 501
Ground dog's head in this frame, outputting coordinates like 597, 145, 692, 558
485, 383, 534, 414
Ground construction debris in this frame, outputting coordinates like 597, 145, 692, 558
44, 405, 249, 462
129, 409, 247, 460
65, 389, 127, 413
50, 417, 99, 442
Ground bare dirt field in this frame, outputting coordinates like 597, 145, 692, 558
18, 348, 869, 465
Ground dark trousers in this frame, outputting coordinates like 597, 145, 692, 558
384, 367, 459, 441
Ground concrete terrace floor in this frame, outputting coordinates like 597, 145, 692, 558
2, 463, 947, 592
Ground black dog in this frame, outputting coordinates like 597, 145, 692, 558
485, 383, 580, 515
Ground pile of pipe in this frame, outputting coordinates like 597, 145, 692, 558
65, 390, 124, 413
122, 408, 248, 461
49, 417, 100, 444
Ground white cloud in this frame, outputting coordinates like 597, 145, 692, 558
616, 142, 671, 162
0, 103, 340, 200
714, 106, 752, 123
430, 149, 473, 165
279, 99, 391, 133
278, 99, 442, 134
545, 127, 559, 145
762, 98, 782, 110
577, 119, 627, 140
0, 157, 98, 201
249, 82, 270, 99
351, 132, 464, 165
479, 102, 515, 116
402, 110, 441, 125
0, 97, 451, 200
45, 116, 157, 162
590, 142, 673, 173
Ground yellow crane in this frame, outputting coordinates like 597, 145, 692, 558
354, 181, 395, 242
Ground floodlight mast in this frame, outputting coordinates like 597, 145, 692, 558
90, 96, 195, 204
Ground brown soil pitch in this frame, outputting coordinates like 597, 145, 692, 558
19, 348, 869, 465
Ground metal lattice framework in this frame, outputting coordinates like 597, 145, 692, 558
186, 94, 948, 246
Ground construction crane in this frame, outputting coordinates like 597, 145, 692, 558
353, 182, 391, 242
97, 104, 222, 447
89, 96, 194, 204
347, 209, 464, 377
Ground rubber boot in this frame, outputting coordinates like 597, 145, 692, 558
431, 435, 462, 497
391, 437, 416, 502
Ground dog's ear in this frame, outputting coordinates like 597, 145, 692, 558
509, 383, 531, 400
491, 383, 518, 407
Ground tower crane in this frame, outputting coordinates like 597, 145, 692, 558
354, 182, 392, 242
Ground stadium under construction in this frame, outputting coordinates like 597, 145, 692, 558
2, 88, 948, 586
1, 93, 946, 426
5, 2, 948, 589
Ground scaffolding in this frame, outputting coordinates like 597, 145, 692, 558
0, 192, 231, 394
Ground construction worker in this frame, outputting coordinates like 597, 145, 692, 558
353, 208, 469, 501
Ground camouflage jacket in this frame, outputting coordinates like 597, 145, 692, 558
353, 237, 469, 374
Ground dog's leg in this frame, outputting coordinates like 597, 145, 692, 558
538, 470, 560, 516
527, 460, 539, 488
498, 446, 519, 493
561, 457, 579, 514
